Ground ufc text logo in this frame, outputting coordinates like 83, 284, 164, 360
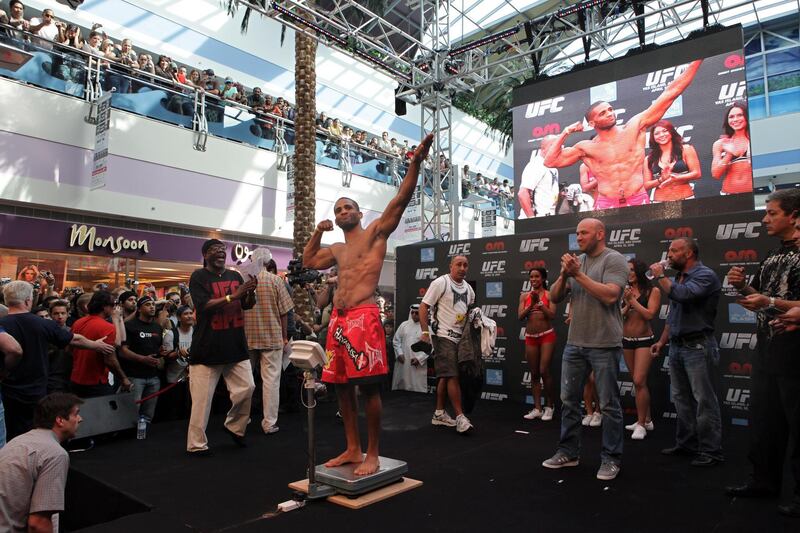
608, 229, 641, 243
480, 305, 508, 318
725, 388, 750, 405
659, 304, 670, 320
481, 392, 508, 401
448, 243, 471, 255
724, 250, 757, 262
481, 261, 506, 274
618, 381, 635, 397
524, 97, 565, 117
645, 64, 689, 87
519, 238, 550, 252
415, 268, 438, 280
718, 81, 746, 101
719, 333, 757, 350
491, 347, 507, 360
664, 227, 693, 239
716, 223, 761, 240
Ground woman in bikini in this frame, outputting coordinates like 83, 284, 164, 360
711, 101, 753, 195
644, 120, 701, 202
621, 259, 661, 440
518, 268, 557, 421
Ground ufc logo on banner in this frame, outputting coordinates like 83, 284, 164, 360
618, 381, 635, 397
449, 243, 471, 255
719, 333, 757, 350
524, 97, 565, 117
716, 223, 761, 240
481, 261, 506, 274
415, 268, 438, 280
480, 305, 508, 318
726, 388, 750, 404
609, 229, 641, 242
519, 238, 550, 252
718, 81, 746, 101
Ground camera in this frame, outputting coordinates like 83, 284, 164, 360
286, 258, 323, 286
0, 277, 11, 286
125, 278, 140, 288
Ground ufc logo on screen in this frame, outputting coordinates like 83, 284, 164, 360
415, 268, 438, 280
724, 250, 757, 262
481, 305, 508, 318
609, 229, 641, 242
484, 241, 504, 252
675, 125, 694, 143
716, 223, 761, 240
481, 261, 506, 274
726, 388, 750, 405
645, 64, 689, 87
449, 243, 470, 255
519, 238, 550, 252
524, 97, 565, 117
719, 333, 757, 350
664, 227, 693, 239
718, 81, 746, 101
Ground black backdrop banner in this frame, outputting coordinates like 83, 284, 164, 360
396, 210, 769, 427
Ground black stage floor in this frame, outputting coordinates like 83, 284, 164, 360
67, 391, 797, 532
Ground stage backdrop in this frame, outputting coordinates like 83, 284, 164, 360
512, 26, 752, 227
396, 210, 769, 428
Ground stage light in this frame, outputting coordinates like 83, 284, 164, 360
0, 43, 33, 72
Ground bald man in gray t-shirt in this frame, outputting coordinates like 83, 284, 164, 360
541, 218, 628, 482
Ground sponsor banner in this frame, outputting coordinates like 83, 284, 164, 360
91, 92, 112, 190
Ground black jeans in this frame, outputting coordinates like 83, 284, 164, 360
2, 395, 37, 441
748, 366, 800, 495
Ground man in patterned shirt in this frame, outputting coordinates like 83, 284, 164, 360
244, 248, 293, 435
726, 189, 800, 517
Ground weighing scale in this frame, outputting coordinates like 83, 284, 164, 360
289, 341, 409, 499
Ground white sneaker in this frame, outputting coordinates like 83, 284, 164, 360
431, 411, 457, 427
581, 414, 593, 426
456, 414, 473, 434
523, 408, 542, 420
631, 424, 647, 440
541, 407, 554, 421
589, 412, 602, 427
626, 420, 654, 431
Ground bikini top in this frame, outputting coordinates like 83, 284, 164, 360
525, 290, 550, 309
650, 151, 689, 177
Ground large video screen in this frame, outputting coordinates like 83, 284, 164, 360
512, 27, 752, 220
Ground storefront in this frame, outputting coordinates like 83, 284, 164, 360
0, 214, 293, 296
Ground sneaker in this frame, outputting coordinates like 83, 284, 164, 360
432, 411, 457, 427
542, 451, 579, 469
631, 424, 647, 440
263, 426, 279, 435
456, 414, 473, 434
589, 412, 602, 427
581, 414, 593, 426
523, 408, 542, 420
627, 420, 655, 431
541, 407, 554, 421
596, 462, 620, 481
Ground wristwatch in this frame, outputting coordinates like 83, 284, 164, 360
225, 294, 232, 303
421, 331, 430, 337
769, 296, 776, 309
656, 274, 666, 280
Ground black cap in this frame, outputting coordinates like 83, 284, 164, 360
201, 238, 224, 255
118, 290, 136, 304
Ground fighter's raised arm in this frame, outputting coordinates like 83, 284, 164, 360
374, 133, 434, 238
636, 59, 702, 129
543, 122, 586, 168
303, 219, 338, 270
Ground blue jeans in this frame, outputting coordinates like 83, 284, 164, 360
668, 338, 723, 459
0, 392, 5, 449
131, 376, 161, 423
558, 345, 624, 464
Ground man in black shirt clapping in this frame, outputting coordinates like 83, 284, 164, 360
120, 296, 163, 427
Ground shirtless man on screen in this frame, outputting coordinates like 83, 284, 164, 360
303, 133, 433, 475
544, 60, 702, 209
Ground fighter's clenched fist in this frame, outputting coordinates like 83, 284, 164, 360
316, 220, 334, 232
564, 121, 584, 135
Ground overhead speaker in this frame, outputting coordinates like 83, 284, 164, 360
395, 97, 407, 116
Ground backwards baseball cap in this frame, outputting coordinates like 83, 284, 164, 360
137, 295, 154, 308
224, 77, 233, 84
118, 290, 136, 304
410, 304, 420, 310
204, 68, 215, 76
202, 238, 225, 255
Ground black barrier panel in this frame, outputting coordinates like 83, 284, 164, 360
396, 209, 773, 428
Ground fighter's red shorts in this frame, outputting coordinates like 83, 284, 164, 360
525, 328, 556, 347
596, 191, 650, 209
322, 305, 388, 385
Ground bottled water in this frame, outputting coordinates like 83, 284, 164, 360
645, 260, 670, 280
137, 416, 147, 440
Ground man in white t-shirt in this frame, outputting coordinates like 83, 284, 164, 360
518, 136, 559, 218
28, 8, 62, 48
419, 255, 475, 434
